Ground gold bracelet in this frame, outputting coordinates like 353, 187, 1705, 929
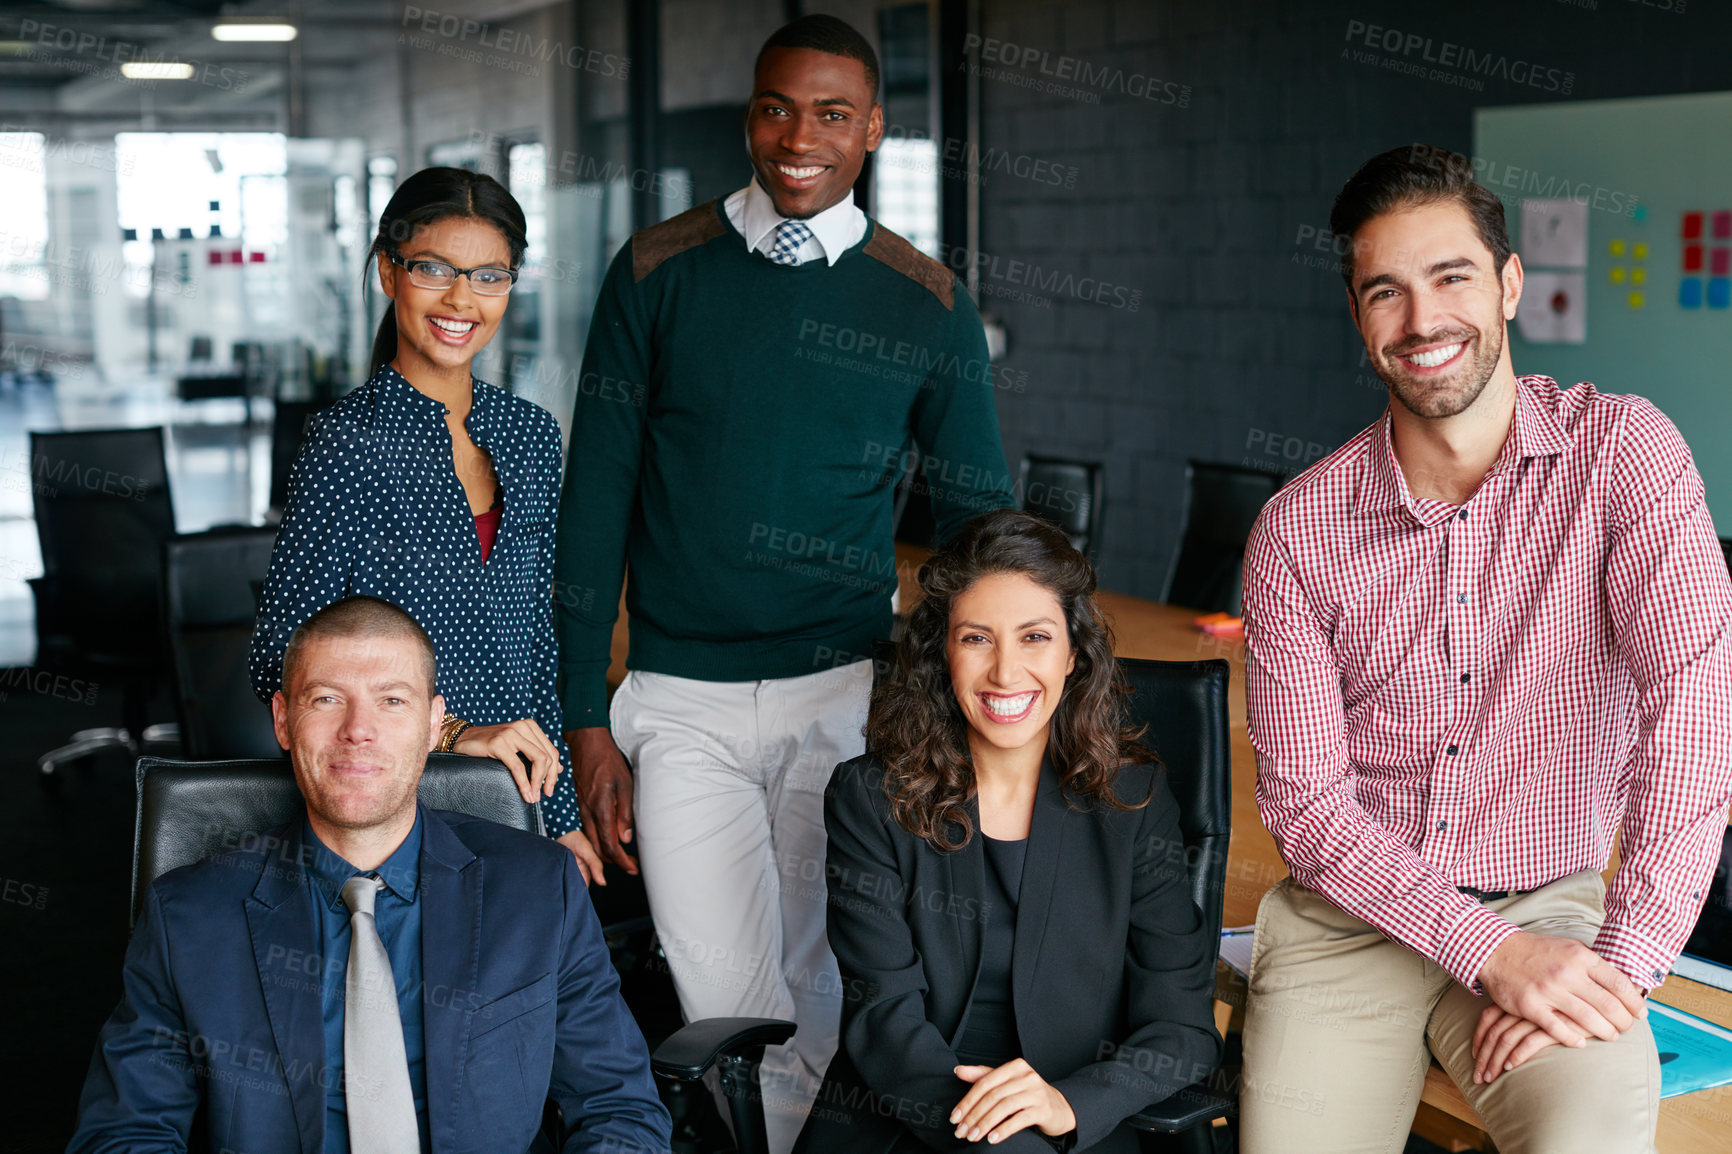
438, 714, 470, 753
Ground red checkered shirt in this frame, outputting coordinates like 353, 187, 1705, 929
1244, 376, 1732, 992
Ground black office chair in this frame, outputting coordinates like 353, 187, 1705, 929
1164, 461, 1284, 615
1020, 454, 1105, 558
132, 753, 544, 925
267, 399, 320, 521
30, 428, 180, 774
1116, 657, 1236, 1151
162, 527, 281, 759
1720, 537, 1732, 580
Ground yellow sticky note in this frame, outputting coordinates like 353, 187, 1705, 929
1631, 267, 1647, 284
1632, 242, 1650, 260
1610, 239, 1627, 256
1629, 291, 1646, 309
1610, 266, 1627, 283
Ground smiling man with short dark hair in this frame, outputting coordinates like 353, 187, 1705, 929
552, 14, 1014, 1150
1237, 145, 1732, 1153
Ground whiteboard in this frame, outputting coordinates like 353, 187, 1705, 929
1475, 91, 1732, 527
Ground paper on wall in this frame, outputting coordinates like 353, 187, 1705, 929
1516, 271, 1587, 343
1522, 198, 1589, 268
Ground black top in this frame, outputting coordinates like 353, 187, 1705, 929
957, 834, 1026, 1067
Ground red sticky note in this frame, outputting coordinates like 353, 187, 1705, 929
228, 250, 243, 264
206, 250, 223, 265
1715, 211, 1732, 240
1683, 212, 1704, 239
1714, 248, 1732, 277
1685, 245, 1705, 272
249, 251, 266, 263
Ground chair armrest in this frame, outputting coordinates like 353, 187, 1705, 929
1122, 1082, 1236, 1133
650, 1017, 796, 1081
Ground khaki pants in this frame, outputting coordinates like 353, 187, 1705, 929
1239, 871, 1660, 1154
611, 661, 872, 1154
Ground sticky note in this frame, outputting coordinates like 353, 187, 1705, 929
1631, 267, 1647, 285
1714, 248, 1732, 277
1610, 266, 1627, 283
1610, 239, 1627, 256
1629, 291, 1645, 309
1632, 242, 1649, 260
1680, 278, 1704, 309
1683, 212, 1704, 239
1685, 245, 1705, 273
1715, 211, 1732, 240
1710, 278, 1732, 309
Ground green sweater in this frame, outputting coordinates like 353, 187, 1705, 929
554, 200, 1015, 727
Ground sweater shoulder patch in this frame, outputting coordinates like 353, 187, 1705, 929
864, 225, 955, 310
632, 201, 727, 281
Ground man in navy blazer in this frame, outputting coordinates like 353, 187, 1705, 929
69, 595, 672, 1154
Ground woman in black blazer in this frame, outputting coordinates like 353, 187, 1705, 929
793, 510, 1221, 1154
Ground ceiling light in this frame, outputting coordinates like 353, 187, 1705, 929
212, 23, 298, 42
121, 62, 195, 79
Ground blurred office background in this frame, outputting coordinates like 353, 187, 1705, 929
4, 0, 1732, 1147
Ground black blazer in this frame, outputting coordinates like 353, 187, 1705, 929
794, 755, 1221, 1154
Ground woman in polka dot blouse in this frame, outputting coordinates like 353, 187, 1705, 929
249, 166, 603, 882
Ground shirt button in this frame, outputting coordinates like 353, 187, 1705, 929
1437, 819, 1448, 830
1446, 744, 1459, 755
1458, 509, 1469, 520
1653, 969, 1667, 983
1460, 673, 1471, 683
1456, 593, 1467, 603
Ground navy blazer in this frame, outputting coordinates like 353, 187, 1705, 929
794, 756, 1221, 1154
69, 806, 671, 1154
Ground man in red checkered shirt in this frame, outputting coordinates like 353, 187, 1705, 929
1238, 144, 1732, 1153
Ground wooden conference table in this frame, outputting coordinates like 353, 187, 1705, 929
604, 542, 1732, 1153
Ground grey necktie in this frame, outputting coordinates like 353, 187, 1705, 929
341, 874, 419, 1154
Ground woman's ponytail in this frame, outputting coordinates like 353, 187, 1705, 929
368, 305, 399, 378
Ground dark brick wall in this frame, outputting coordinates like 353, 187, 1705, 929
971, 0, 1732, 599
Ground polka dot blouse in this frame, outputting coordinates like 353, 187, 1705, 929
249, 364, 580, 836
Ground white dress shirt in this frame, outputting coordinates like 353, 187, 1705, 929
723, 178, 867, 267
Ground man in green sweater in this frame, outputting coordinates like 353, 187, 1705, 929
553, 15, 1014, 1152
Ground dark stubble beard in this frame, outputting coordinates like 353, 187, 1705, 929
1375, 321, 1504, 420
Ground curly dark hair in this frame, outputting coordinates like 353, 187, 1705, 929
868, 508, 1153, 852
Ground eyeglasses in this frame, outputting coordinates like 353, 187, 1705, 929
387, 250, 519, 296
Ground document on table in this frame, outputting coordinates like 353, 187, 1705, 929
1220, 927, 1255, 978
1651, 1000, 1732, 1098
1672, 953, 1732, 994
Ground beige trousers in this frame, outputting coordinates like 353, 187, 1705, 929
610, 660, 873, 1154
1239, 871, 1660, 1154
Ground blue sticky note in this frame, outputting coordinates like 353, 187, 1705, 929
1710, 278, 1732, 309
1681, 279, 1704, 309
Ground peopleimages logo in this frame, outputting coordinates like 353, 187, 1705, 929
962, 34, 1190, 107
1342, 19, 1574, 94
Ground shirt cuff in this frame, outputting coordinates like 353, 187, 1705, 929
1435, 901, 1522, 992
1592, 921, 1676, 992
556, 662, 611, 731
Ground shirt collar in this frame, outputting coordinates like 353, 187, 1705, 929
1354, 375, 1573, 521
372, 363, 495, 437
735, 178, 864, 266
303, 806, 424, 912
